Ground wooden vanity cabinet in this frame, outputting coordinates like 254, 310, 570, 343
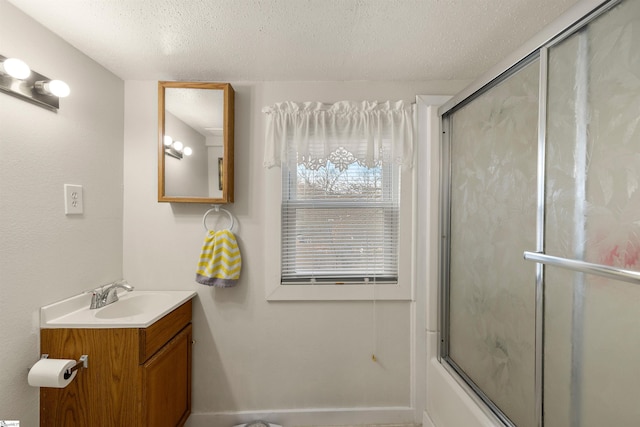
40, 300, 192, 427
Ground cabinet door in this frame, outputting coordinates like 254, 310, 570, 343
140, 324, 192, 427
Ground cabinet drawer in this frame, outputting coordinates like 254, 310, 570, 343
138, 300, 192, 363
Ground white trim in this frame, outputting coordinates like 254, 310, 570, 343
413, 95, 452, 427
186, 406, 416, 427
264, 159, 413, 301
416, 95, 451, 333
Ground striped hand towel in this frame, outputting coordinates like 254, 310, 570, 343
195, 229, 242, 287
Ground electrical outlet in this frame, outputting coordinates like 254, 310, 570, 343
64, 184, 83, 215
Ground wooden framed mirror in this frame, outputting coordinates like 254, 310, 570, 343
158, 81, 234, 203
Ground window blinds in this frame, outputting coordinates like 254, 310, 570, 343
281, 161, 400, 284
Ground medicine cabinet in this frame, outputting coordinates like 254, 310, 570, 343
158, 81, 234, 203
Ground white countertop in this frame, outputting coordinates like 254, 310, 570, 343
40, 290, 197, 329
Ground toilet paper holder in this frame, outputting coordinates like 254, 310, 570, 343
40, 354, 89, 379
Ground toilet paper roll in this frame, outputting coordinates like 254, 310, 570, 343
28, 358, 77, 388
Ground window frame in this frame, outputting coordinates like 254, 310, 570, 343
264, 160, 414, 301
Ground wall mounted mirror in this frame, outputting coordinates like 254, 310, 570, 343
158, 81, 234, 203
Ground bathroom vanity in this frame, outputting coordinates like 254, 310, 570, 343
38, 291, 195, 427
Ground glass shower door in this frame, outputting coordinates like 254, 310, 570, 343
541, 1, 640, 426
441, 1, 639, 426
444, 58, 540, 427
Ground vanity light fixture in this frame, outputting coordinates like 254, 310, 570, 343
163, 135, 192, 159
0, 54, 70, 112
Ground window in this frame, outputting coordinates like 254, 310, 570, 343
281, 150, 399, 284
263, 100, 414, 300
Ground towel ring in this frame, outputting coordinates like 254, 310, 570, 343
203, 206, 235, 232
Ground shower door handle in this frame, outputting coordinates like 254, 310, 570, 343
523, 251, 640, 286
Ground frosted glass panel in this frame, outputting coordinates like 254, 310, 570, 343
544, 269, 640, 427
447, 59, 539, 427
545, 0, 640, 271
544, 0, 640, 425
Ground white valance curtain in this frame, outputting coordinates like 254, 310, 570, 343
262, 100, 415, 170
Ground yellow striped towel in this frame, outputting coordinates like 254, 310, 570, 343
195, 229, 242, 287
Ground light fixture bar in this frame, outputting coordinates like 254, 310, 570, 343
0, 54, 66, 111
165, 146, 184, 159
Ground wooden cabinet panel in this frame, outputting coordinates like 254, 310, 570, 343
40, 328, 139, 427
140, 324, 192, 427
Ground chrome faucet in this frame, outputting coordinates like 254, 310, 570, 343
89, 280, 134, 309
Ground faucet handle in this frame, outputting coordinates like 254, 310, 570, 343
84, 284, 104, 294
87, 284, 107, 310
104, 287, 121, 305
89, 291, 101, 309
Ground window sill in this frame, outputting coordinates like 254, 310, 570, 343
266, 281, 412, 301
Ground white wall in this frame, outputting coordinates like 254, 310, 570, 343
123, 80, 467, 426
0, 1, 124, 425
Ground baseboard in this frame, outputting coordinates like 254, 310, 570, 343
422, 410, 436, 427
185, 406, 416, 427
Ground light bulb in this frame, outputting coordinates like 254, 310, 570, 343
163, 135, 173, 146
47, 80, 70, 97
183, 147, 193, 156
172, 141, 184, 152
35, 80, 71, 97
1, 57, 31, 79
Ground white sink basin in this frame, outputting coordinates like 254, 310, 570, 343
41, 290, 196, 328
93, 293, 175, 319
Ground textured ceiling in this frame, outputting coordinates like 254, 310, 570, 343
7, 0, 581, 82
